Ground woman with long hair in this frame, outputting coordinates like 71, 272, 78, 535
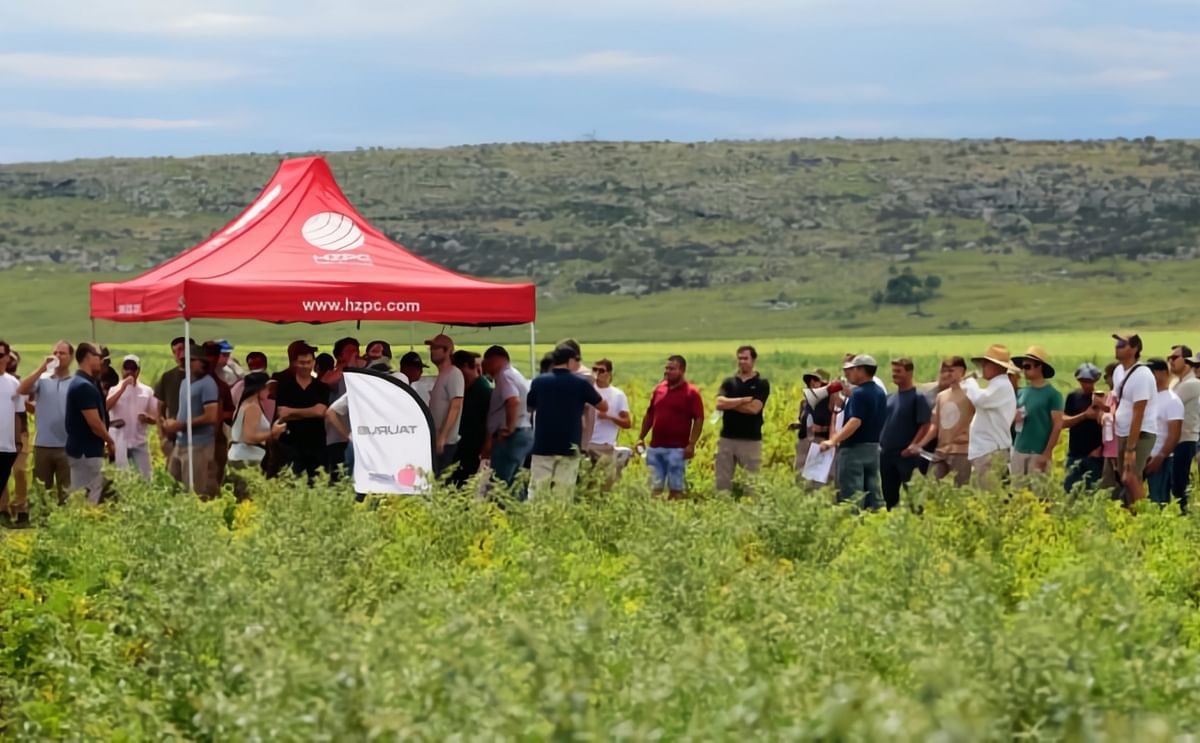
227, 372, 286, 497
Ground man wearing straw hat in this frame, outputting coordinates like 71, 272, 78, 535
962, 344, 1019, 486
1010, 346, 1064, 477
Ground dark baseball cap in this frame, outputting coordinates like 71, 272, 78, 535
1113, 333, 1143, 349
399, 351, 429, 369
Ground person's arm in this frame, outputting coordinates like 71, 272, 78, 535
437, 397, 464, 453
1063, 401, 1096, 428
637, 399, 655, 446
914, 398, 940, 449
497, 395, 520, 439
1039, 410, 1065, 469
106, 376, 133, 411
81, 408, 116, 452
821, 417, 863, 450
961, 377, 1007, 409
685, 415, 703, 460
611, 406, 632, 430
716, 395, 751, 411
164, 401, 219, 434
324, 406, 351, 442
16, 359, 51, 397
277, 403, 328, 421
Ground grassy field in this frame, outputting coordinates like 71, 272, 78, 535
4, 253, 1200, 355
5, 463, 1200, 738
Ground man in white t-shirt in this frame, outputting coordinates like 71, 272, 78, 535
586, 358, 632, 485
1146, 358, 1184, 507
1111, 333, 1158, 505
0, 341, 25, 528
425, 334, 465, 477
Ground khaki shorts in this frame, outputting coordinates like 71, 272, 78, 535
529, 454, 580, 499
1116, 434, 1156, 499
33, 446, 71, 502
970, 449, 1008, 490
932, 452, 970, 486
1009, 450, 1047, 477
716, 437, 762, 491
169, 442, 219, 499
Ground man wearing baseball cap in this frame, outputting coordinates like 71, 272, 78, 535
215, 340, 243, 386
961, 344, 1019, 486
1168, 345, 1200, 511
819, 354, 886, 509
399, 352, 431, 405
105, 354, 158, 480
1062, 363, 1104, 493
1111, 333, 1157, 505
424, 333, 465, 476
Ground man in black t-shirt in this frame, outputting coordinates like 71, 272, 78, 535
1063, 362, 1104, 493
714, 345, 771, 492
274, 341, 330, 484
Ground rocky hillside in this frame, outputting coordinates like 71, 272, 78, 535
1, 138, 1198, 296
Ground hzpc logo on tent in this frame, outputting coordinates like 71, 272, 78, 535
303, 212, 365, 251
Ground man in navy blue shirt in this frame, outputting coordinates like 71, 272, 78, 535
527, 344, 607, 498
65, 343, 114, 505
821, 354, 887, 509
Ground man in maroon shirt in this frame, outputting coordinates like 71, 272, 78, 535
636, 355, 705, 499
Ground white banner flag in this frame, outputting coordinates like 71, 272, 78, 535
343, 369, 435, 495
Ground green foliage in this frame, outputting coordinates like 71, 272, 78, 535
4, 471, 1200, 739
882, 267, 941, 306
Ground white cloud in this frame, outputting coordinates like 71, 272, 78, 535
0, 53, 245, 85
481, 51, 677, 77
0, 111, 218, 130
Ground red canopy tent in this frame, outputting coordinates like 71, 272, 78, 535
90, 155, 535, 326
90, 155, 537, 492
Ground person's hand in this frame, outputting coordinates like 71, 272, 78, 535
436, 440, 445, 456
271, 421, 287, 439
1145, 454, 1163, 474
819, 440, 836, 452
1035, 455, 1049, 472
498, 427, 513, 441
683, 444, 695, 460
137, 413, 153, 425
105, 440, 116, 458
787, 422, 802, 431
901, 445, 920, 458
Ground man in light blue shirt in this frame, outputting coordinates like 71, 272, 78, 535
17, 340, 75, 503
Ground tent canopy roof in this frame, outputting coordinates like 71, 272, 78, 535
90, 156, 535, 325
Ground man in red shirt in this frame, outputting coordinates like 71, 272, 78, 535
636, 355, 704, 499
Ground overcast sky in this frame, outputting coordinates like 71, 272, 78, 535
1, 0, 1198, 162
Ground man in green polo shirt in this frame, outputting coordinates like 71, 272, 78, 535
1011, 345, 1065, 477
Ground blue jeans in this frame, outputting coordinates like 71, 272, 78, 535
1147, 456, 1174, 505
491, 428, 533, 487
1064, 455, 1104, 494
646, 447, 686, 492
837, 443, 881, 510
1172, 440, 1196, 511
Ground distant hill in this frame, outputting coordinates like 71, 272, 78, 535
2, 138, 1199, 300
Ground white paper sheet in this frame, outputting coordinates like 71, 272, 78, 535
802, 443, 835, 483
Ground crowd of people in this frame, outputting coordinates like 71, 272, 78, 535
0, 330, 1192, 528
796, 333, 1196, 512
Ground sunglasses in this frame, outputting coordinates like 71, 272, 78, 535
1021, 363, 1040, 370
591, 367, 609, 374
1115, 340, 1129, 349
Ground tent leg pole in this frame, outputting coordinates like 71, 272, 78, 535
529, 322, 536, 377
184, 319, 194, 494
91, 318, 97, 344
